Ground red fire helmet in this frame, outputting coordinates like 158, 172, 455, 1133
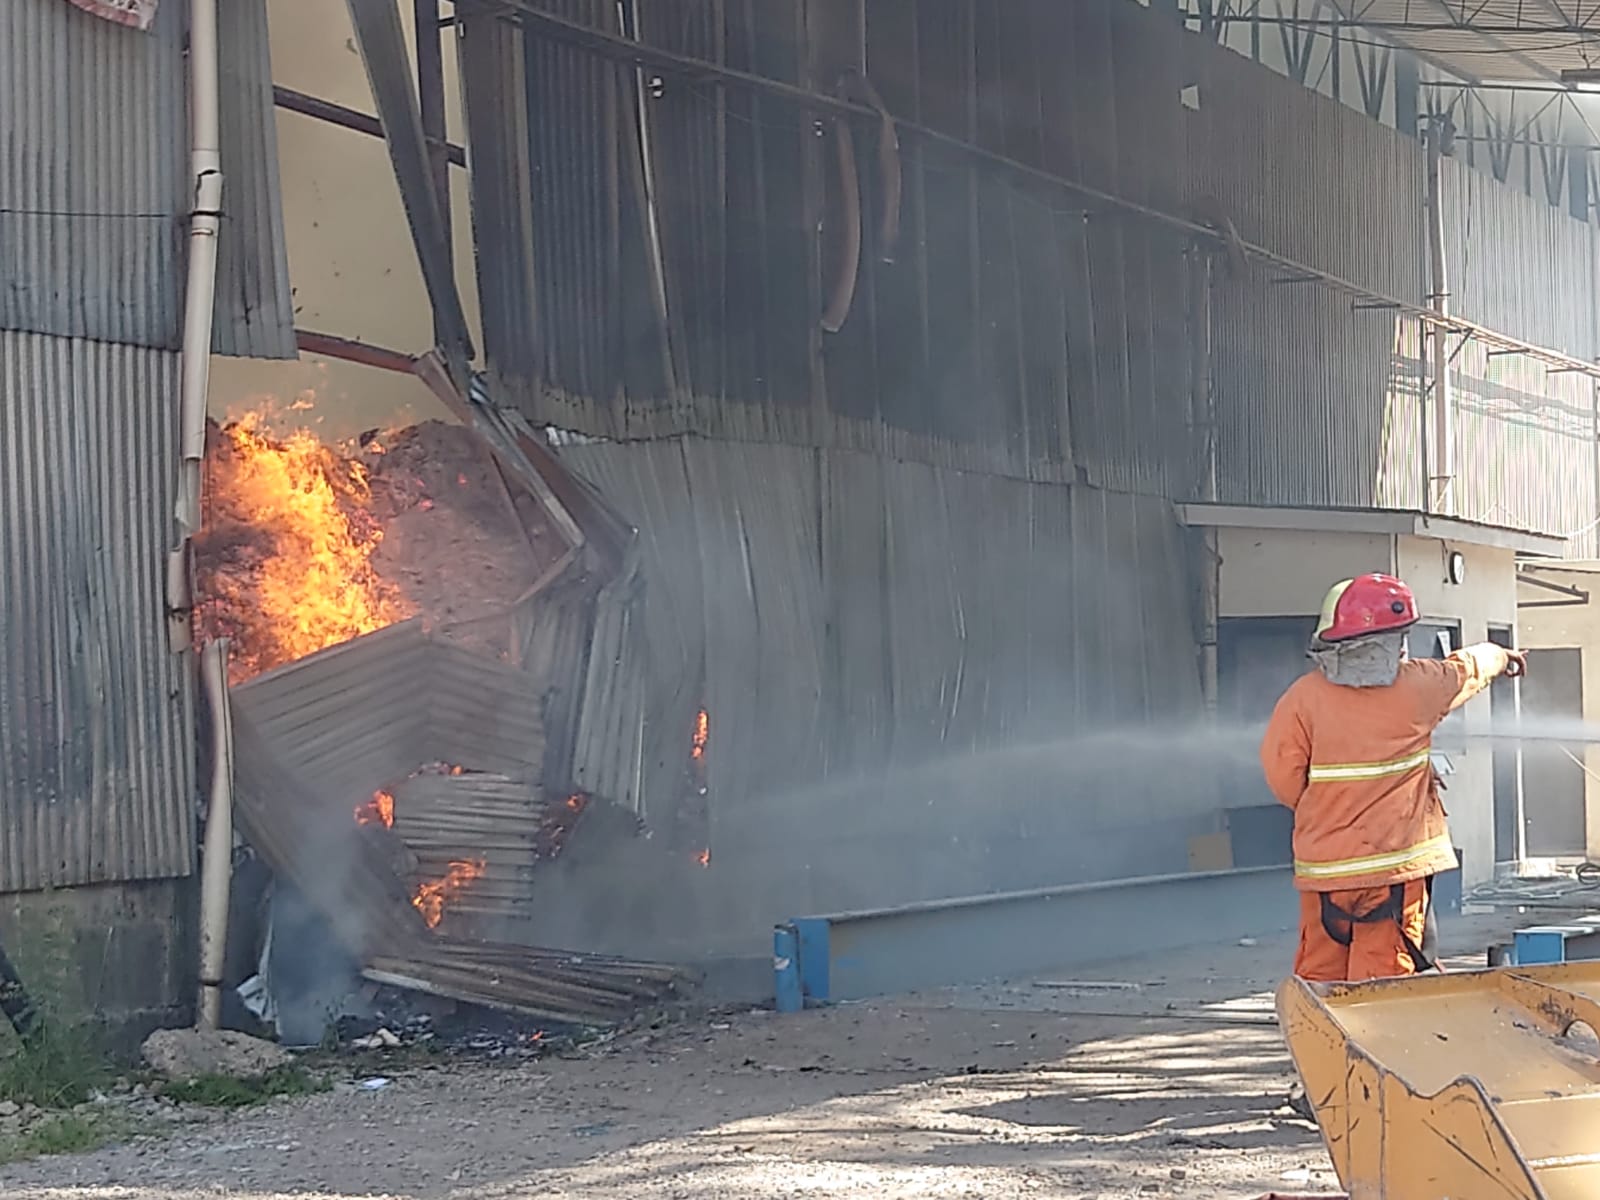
1315, 574, 1419, 643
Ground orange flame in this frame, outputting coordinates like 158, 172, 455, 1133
214, 412, 413, 678
355, 788, 395, 829
566, 794, 585, 812
691, 709, 709, 761
696, 848, 711, 868
412, 859, 486, 930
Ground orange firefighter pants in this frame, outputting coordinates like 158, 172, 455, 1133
1293, 881, 1429, 983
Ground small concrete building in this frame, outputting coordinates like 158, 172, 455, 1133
1182, 504, 1565, 890
1518, 562, 1600, 865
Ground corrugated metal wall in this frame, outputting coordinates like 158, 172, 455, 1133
458, 0, 1215, 491
213, 0, 297, 360
1447, 341, 1597, 556
0, 332, 195, 893
0, 0, 294, 358
553, 438, 1213, 903
458, 0, 1599, 541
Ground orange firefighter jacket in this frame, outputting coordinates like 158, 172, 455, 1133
1260, 645, 1509, 893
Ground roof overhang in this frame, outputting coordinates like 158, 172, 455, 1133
1177, 503, 1568, 557
1318, 1, 1600, 88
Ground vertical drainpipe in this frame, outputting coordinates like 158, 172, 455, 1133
198, 639, 234, 1030
1190, 243, 1220, 717
176, 0, 223, 549
177, 0, 229, 1027
1424, 116, 1454, 515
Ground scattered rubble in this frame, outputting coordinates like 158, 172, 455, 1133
330, 985, 591, 1060
141, 1030, 290, 1083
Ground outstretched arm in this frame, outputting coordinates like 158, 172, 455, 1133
1442, 644, 1526, 713
1410, 644, 1526, 721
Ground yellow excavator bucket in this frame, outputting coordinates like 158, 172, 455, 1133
1278, 962, 1600, 1200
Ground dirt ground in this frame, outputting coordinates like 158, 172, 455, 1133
0, 917, 1515, 1200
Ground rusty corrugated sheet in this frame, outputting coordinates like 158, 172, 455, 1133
0, 0, 293, 357
0, 332, 195, 893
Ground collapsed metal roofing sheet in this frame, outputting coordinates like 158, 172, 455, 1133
0, 0, 293, 357
0, 332, 195, 893
228, 620, 680, 1022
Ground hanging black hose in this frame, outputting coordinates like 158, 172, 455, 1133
0, 937, 39, 1039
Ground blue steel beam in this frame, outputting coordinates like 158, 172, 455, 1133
776, 866, 1296, 1006
1512, 917, 1600, 966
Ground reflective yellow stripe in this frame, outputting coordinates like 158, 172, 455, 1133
1295, 835, 1454, 881
1306, 748, 1432, 783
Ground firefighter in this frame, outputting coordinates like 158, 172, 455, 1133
1260, 573, 1526, 984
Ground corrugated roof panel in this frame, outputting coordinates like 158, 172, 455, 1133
213, 0, 295, 359
0, 0, 292, 355
0, 332, 195, 893
1322, 1, 1600, 87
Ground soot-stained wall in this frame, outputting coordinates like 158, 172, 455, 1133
507, 438, 1230, 958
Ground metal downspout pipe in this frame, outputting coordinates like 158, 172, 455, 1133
1190, 244, 1220, 716
198, 640, 234, 1029
1425, 116, 1454, 515
177, 0, 231, 1028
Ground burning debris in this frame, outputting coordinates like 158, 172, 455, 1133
198, 412, 412, 681
223, 620, 685, 1027
197, 405, 679, 1028
196, 409, 556, 683
691, 709, 709, 763
355, 789, 396, 829
373, 765, 592, 934
412, 859, 488, 929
